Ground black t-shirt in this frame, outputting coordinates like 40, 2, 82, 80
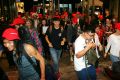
46, 26, 66, 50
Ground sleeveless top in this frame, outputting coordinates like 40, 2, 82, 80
13, 51, 40, 80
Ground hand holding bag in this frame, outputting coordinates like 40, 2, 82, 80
85, 48, 98, 66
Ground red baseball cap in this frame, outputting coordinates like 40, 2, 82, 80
72, 13, 76, 18
10, 17, 25, 26
72, 18, 77, 24
2, 28, 20, 40
38, 13, 43, 18
76, 12, 81, 15
115, 23, 120, 31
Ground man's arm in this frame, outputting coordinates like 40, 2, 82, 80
104, 36, 112, 58
45, 35, 53, 47
76, 41, 96, 58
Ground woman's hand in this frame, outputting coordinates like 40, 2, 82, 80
48, 43, 53, 47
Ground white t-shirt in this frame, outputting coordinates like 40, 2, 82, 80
42, 26, 48, 34
105, 34, 120, 57
74, 35, 91, 71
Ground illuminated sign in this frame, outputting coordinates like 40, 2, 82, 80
16, 2, 24, 13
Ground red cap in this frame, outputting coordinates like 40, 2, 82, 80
98, 15, 103, 20
72, 18, 77, 24
53, 15, 60, 19
72, 13, 76, 17
38, 13, 43, 18
2, 28, 20, 40
64, 12, 68, 16
76, 12, 81, 15
10, 17, 25, 26
115, 23, 120, 30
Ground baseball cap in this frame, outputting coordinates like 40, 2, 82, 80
115, 23, 120, 31
2, 28, 20, 40
10, 17, 25, 26
72, 18, 77, 24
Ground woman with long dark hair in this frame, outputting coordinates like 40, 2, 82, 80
2, 28, 45, 80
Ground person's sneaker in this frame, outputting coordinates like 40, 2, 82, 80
56, 72, 61, 80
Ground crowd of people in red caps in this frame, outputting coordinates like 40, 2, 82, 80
0, 8, 120, 80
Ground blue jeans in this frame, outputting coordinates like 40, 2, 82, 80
76, 66, 96, 80
49, 48, 62, 73
110, 54, 120, 62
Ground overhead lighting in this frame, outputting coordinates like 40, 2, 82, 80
34, 0, 38, 1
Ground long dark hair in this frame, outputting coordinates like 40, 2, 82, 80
41, 18, 48, 26
14, 40, 20, 53
13, 40, 23, 64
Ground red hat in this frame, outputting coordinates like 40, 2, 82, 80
38, 13, 43, 18
76, 12, 81, 15
2, 28, 20, 40
98, 15, 103, 20
53, 15, 60, 19
10, 17, 25, 26
115, 23, 120, 30
64, 12, 68, 16
72, 18, 77, 24
72, 13, 76, 17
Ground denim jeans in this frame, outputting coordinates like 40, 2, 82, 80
110, 54, 120, 62
49, 48, 62, 73
76, 65, 96, 80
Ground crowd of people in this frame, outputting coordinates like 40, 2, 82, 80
0, 9, 120, 80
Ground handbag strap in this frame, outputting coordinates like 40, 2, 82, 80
85, 50, 92, 80
21, 44, 38, 73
